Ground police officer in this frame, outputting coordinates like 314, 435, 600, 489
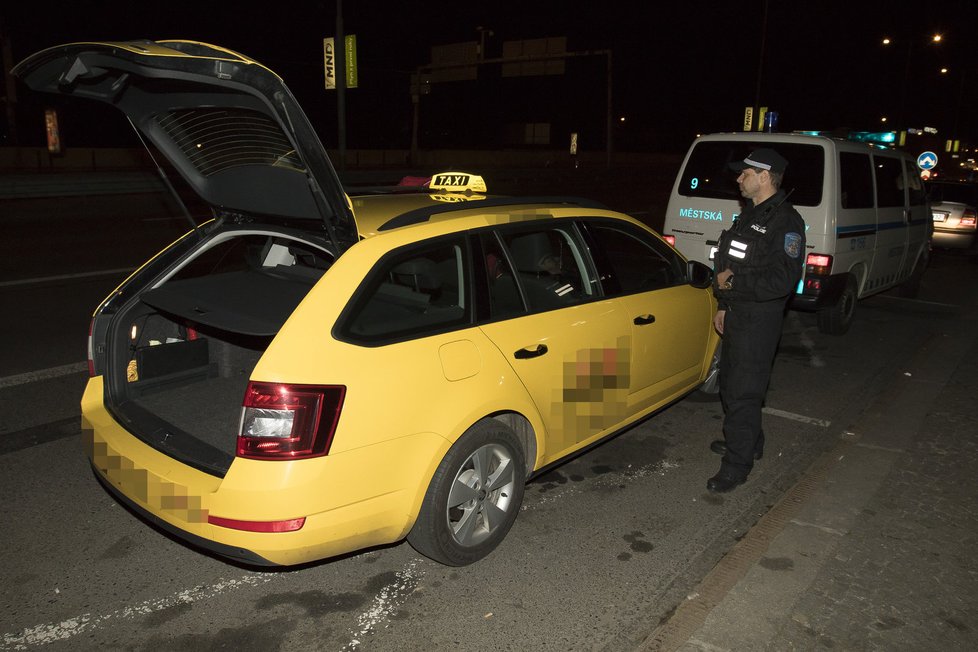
708, 148, 805, 493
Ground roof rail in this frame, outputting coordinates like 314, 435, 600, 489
377, 196, 610, 231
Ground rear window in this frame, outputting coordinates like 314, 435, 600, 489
677, 141, 825, 206
927, 182, 978, 205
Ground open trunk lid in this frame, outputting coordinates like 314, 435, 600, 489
13, 39, 357, 253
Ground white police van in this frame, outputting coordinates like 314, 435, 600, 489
663, 132, 931, 334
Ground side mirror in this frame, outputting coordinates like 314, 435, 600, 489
688, 260, 713, 289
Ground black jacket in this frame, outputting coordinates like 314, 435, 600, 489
714, 189, 806, 310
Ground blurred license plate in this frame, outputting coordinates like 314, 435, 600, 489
932, 211, 948, 222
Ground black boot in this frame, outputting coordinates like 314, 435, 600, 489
706, 466, 748, 493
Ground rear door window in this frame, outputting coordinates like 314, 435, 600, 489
497, 225, 595, 312
678, 141, 825, 206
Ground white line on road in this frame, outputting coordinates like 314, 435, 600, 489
1, 574, 278, 650
0, 363, 88, 389
762, 407, 831, 428
0, 268, 134, 289
342, 559, 424, 651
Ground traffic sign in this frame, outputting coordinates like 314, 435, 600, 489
917, 151, 938, 170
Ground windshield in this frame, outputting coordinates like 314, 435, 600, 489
678, 141, 825, 207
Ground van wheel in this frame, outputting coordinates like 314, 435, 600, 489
817, 276, 857, 335
408, 421, 525, 566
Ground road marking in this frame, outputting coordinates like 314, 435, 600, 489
1, 574, 277, 650
788, 518, 848, 537
0, 363, 88, 389
762, 407, 831, 428
342, 559, 424, 651
0, 268, 134, 288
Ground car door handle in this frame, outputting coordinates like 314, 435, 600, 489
514, 344, 548, 359
634, 314, 656, 325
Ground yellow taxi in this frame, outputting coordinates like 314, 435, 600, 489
15, 40, 720, 566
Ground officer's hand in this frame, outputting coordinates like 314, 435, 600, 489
716, 268, 733, 290
713, 309, 726, 335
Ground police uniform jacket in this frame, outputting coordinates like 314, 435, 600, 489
714, 189, 806, 311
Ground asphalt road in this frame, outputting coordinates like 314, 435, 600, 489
1, 172, 975, 651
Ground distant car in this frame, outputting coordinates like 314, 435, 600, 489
927, 180, 978, 253
15, 40, 720, 567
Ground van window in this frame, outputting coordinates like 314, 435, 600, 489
903, 159, 926, 206
677, 141, 825, 207
839, 152, 874, 209
874, 156, 905, 208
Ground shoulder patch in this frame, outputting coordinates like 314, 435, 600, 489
784, 233, 802, 258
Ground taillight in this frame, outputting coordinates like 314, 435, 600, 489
237, 382, 345, 460
960, 210, 977, 228
663, 234, 677, 246
806, 253, 832, 276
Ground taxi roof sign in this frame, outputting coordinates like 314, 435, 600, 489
428, 172, 487, 193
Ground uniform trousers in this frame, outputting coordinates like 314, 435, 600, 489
718, 301, 785, 478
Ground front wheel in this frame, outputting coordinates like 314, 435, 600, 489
408, 421, 526, 566
817, 275, 857, 335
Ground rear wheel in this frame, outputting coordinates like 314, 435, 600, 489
408, 420, 525, 566
817, 275, 857, 335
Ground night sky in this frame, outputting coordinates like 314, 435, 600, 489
2, 1, 976, 153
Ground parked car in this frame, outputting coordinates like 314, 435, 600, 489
927, 180, 978, 254
15, 40, 720, 567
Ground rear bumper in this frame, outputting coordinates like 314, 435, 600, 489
82, 377, 449, 566
790, 273, 849, 311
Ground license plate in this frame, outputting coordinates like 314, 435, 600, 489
932, 212, 948, 222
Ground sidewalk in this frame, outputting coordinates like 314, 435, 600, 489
643, 326, 978, 650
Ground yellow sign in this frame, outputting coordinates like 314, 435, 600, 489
743, 107, 753, 131
324, 35, 358, 90
45, 109, 61, 154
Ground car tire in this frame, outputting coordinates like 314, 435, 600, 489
817, 275, 857, 335
408, 420, 526, 566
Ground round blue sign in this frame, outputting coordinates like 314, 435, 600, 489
917, 151, 938, 170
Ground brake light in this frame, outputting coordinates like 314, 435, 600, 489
237, 382, 345, 460
806, 253, 832, 276
961, 210, 977, 227
663, 234, 676, 246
